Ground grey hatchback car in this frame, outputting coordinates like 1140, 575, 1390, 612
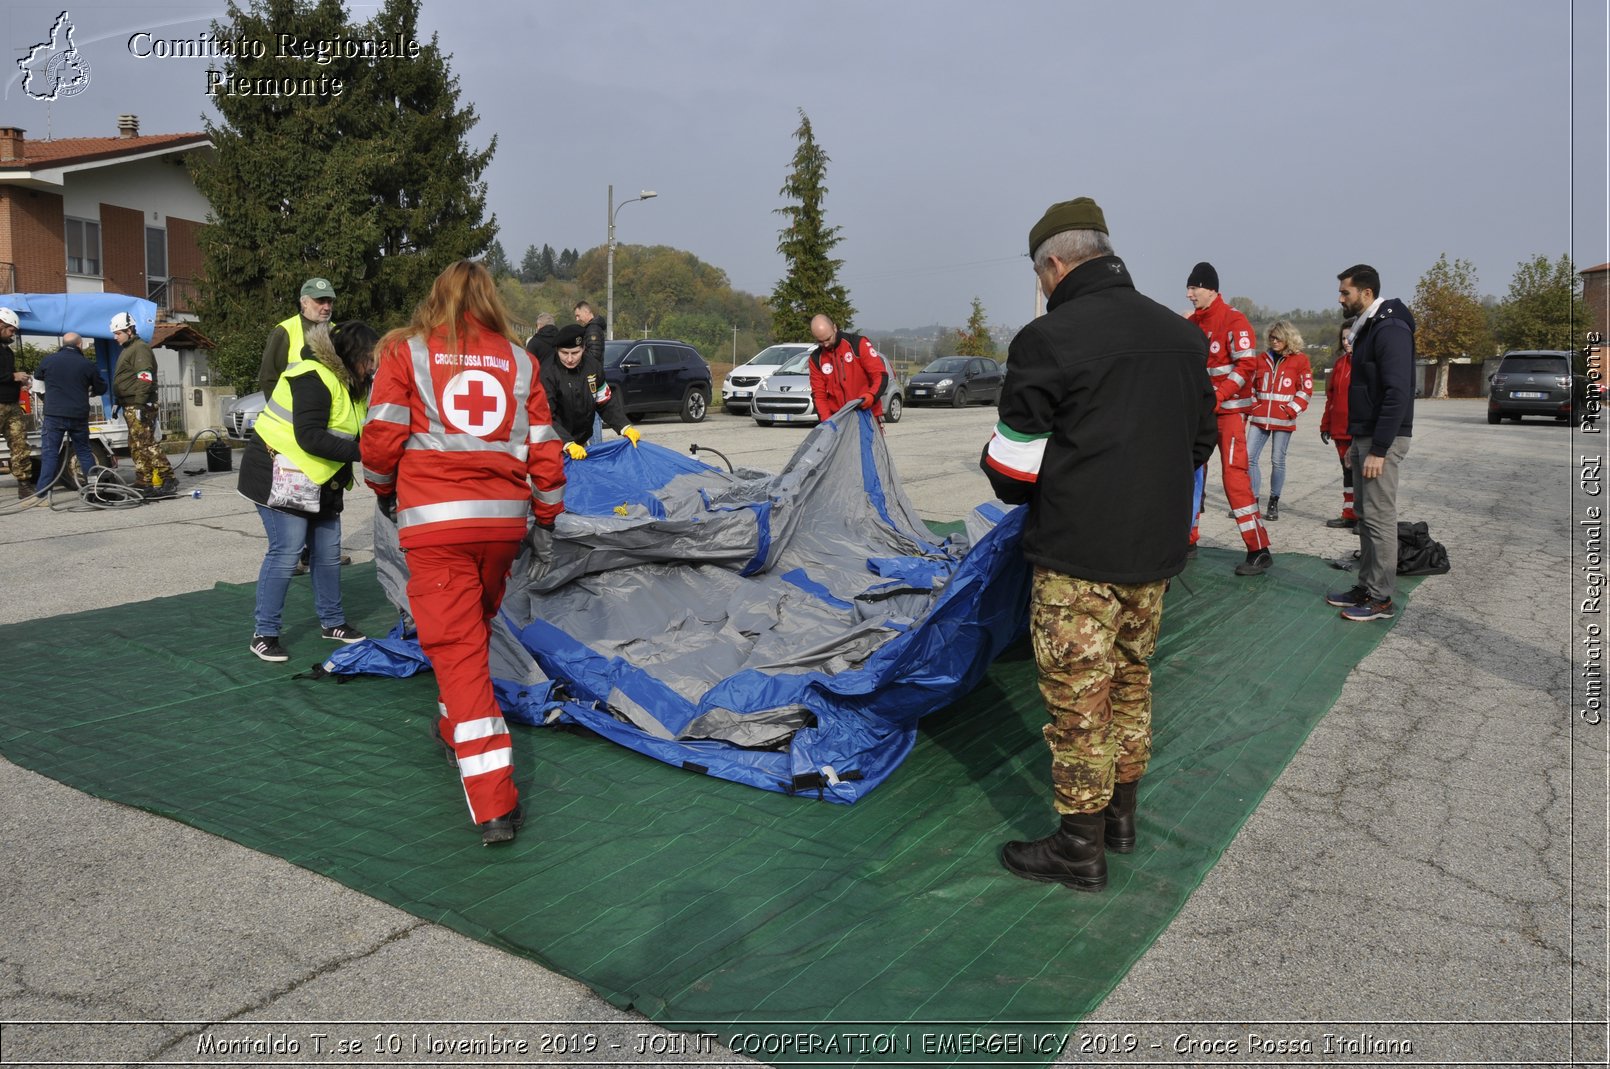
1487, 350, 1578, 423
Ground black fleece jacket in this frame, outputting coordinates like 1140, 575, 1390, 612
981, 256, 1217, 584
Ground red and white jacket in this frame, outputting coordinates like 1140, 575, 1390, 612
809, 332, 888, 422
1248, 349, 1313, 432
1189, 295, 1257, 414
361, 318, 565, 549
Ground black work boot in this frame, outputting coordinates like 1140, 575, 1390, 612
1000, 812, 1106, 891
16, 479, 35, 499
1103, 780, 1139, 853
1266, 496, 1280, 521
479, 803, 524, 846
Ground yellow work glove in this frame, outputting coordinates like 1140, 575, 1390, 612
564, 442, 588, 461
622, 426, 641, 447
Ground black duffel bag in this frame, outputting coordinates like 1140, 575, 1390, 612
1397, 520, 1450, 575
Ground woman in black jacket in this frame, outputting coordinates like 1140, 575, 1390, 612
239, 320, 377, 662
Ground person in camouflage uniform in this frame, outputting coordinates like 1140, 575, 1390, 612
981, 197, 1217, 892
1034, 574, 1167, 812
110, 312, 175, 495
0, 308, 36, 499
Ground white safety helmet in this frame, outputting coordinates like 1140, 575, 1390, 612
0, 307, 18, 329
110, 311, 137, 333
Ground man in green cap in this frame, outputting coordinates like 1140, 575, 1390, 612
258, 277, 337, 396
981, 196, 1217, 892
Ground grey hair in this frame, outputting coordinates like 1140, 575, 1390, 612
535, 312, 556, 328
1032, 228, 1114, 273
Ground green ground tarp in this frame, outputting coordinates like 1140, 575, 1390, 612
0, 547, 1408, 1064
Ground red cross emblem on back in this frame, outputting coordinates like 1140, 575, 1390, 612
442, 370, 508, 437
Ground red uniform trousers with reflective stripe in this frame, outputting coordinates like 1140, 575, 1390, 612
1190, 411, 1270, 552
1335, 437, 1357, 520
406, 541, 522, 825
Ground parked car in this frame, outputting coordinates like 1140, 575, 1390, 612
721, 343, 813, 414
223, 391, 266, 439
751, 348, 903, 426
602, 339, 712, 423
905, 356, 1004, 407
1487, 350, 1579, 424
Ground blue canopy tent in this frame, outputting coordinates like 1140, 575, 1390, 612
0, 293, 159, 417
335, 408, 1034, 803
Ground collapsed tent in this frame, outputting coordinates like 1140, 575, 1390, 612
348, 408, 1032, 802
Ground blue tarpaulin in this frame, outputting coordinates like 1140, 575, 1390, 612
338, 408, 1031, 802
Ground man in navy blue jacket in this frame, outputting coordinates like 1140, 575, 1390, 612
30, 333, 106, 504
1326, 265, 1415, 622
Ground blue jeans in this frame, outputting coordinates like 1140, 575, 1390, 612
1245, 425, 1292, 500
34, 414, 96, 497
254, 504, 346, 636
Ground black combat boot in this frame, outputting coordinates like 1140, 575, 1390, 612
1103, 780, 1138, 853
16, 457, 37, 499
1266, 495, 1280, 521
1000, 811, 1106, 891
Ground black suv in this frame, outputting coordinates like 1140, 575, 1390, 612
602, 339, 712, 423
1488, 350, 1578, 424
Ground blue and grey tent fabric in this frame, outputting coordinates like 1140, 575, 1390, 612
334, 407, 1031, 802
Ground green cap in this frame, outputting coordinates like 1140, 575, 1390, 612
1028, 197, 1108, 257
300, 277, 336, 299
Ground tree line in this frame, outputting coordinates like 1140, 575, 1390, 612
185, 8, 1586, 403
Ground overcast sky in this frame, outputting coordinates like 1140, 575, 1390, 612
4, 0, 1606, 333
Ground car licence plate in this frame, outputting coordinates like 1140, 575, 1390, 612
912, 388, 930, 396
1511, 391, 1546, 400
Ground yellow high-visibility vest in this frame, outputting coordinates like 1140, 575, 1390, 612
254, 360, 365, 487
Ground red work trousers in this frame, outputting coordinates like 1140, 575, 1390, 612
406, 541, 522, 825
1335, 438, 1357, 520
1190, 411, 1270, 552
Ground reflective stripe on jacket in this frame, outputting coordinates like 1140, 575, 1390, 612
254, 359, 363, 486
1190, 296, 1258, 413
361, 322, 565, 548
1248, 349, 1314, 431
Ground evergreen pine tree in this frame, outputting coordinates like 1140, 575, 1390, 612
482, 239, 513, 279
193, 0, 495, 392
520, 244, 545, 283
770, 109, 854, 341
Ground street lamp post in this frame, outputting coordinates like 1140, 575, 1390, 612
607, 184, 657, 342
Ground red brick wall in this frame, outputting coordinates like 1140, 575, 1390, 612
0, 186, 66, 292
167, 216, 205, 313
100, 203, 144, 299
1584, 268, 1610, 344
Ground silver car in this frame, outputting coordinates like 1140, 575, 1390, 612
223, 391, 267, 439
721, 343, 812, 414
751, 348, 903, 426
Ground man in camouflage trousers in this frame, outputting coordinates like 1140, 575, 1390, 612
110, 312, 175, 496
981, 197, 1217, 892
0, 308, 35, 499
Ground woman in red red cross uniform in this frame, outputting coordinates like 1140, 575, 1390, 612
362, 261, 565, 846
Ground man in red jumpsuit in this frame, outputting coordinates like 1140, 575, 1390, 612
1186, 262, 1272, 575
808, 314, 888, 424
362, 261, 566, 846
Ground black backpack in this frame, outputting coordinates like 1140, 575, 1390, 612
1396, 521, 1450, 575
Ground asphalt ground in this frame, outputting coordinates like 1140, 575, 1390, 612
0, 398, 1597, 1067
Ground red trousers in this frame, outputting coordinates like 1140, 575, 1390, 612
1190, 412, 1270, 552
1335, 438, 1357, 520
406, 541, 522, 825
